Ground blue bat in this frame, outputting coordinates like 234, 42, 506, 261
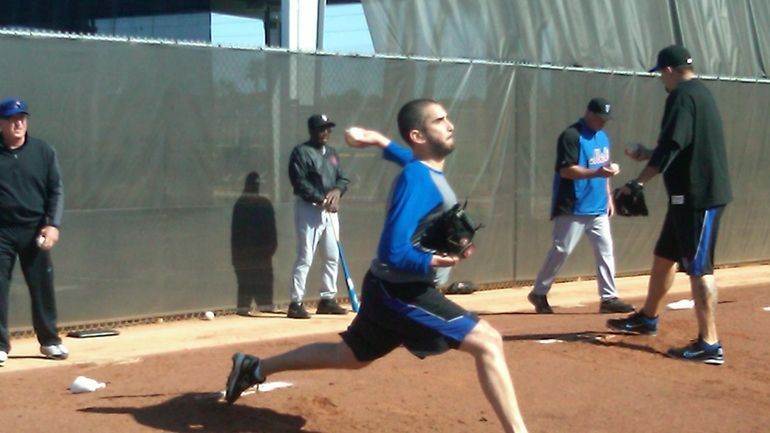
326, 211, 360, 313
336, 239, 360, 312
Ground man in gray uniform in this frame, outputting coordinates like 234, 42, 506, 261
527, 98, 634, 314
287, 114, 350, 319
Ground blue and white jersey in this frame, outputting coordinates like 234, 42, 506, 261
551, 119, 611, 218
370, 142, 457, 285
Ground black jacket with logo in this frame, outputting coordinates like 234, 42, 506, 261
288, 140, 349, 204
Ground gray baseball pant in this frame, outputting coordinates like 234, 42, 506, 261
290, 199, 339, 303
532, 214, 619, 300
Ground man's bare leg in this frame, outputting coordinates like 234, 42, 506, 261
640, 255, 678, 317
261, 341, 370, 376
458, 320, 528, 433
690, 274, 719, 344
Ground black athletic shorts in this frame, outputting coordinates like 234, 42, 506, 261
340, 271, 479, 362
654, 203, 725, 276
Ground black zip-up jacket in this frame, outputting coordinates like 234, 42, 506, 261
288, 140, 349, 204
0, 134, 64, 227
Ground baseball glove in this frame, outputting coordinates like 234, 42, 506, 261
443, 280, 479, 295
419, 202, 483, 258
613, 181, 649, 217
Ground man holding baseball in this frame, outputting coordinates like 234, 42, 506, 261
225, 99, 529, 433
286, 114, 349, 319
0, 98, 68, 365
608, 45, 732, 365
527, 98, 634, 314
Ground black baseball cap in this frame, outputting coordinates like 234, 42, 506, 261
587, 97, 612, 120
649, 45, 693, 72
307, 114, 335, 130
0, 98, 30, 118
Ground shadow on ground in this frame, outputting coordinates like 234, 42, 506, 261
503, 330, 667, 357
80, 392, 321, 433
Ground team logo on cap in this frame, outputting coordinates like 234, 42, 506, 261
604, 104, 611, 114
321, 114, 328, 122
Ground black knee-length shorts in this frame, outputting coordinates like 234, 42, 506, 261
340, 271, 479, 362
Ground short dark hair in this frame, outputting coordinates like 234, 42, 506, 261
397, 99, 438, 145
675, 64, 695, 73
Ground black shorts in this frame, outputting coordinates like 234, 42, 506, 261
654, 204, 725, 276
340, 271, 479, 362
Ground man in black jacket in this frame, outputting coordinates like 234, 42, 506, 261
0, 98, 68, 365
286, 114, 350, 318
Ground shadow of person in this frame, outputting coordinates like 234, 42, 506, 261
80, 392, 320, 433
231, 172, 278, 315
502, 330, 668, 357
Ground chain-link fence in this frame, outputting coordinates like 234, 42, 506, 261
2, 30, 768, 331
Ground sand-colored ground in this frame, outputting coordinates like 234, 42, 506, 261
1, 264, 768, 433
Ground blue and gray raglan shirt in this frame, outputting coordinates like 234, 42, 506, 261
369, 142, 458, 286
550, 119, 611, 219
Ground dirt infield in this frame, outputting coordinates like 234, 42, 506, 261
1, 270, 769, 433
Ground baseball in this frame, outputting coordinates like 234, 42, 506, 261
203, 311, 215, 320
36, 235, 46, 248
609, 162, 620, 172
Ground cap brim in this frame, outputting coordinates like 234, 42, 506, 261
648, 64, 661, 72
587, 111, 612, 121
314, 122, 335, 129
0, 109, 29, 118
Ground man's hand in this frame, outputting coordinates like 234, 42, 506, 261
595, 163, 620, 178
323, 189, 342, 212
431, 254, 461, 268
38, 226, 60, 251
625, 143, 652, 161
617, 179, 642, 196
344, 127, 391, 149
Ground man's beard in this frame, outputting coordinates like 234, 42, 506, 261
428, 138, 454, 158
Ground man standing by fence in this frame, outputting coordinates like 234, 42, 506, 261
286, 114, 350, 319
0, 98, 68, 365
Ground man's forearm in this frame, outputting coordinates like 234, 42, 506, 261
634, 165, 661, 186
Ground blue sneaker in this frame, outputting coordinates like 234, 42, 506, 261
667, 339, 724, 365
606, 311, 658, 336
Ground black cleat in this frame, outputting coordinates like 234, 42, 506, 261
287, 302, 311, 319
527, 292, 554, 314
599, 298, 635, 314
225, 352, 265, 404
316, 298, 348, 315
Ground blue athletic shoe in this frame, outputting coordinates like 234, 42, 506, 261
606, 311, 658, 336
667, 339, 724, 365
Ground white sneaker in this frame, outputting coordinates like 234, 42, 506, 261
0, 350, 7, 366
40, 344, 69, 360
